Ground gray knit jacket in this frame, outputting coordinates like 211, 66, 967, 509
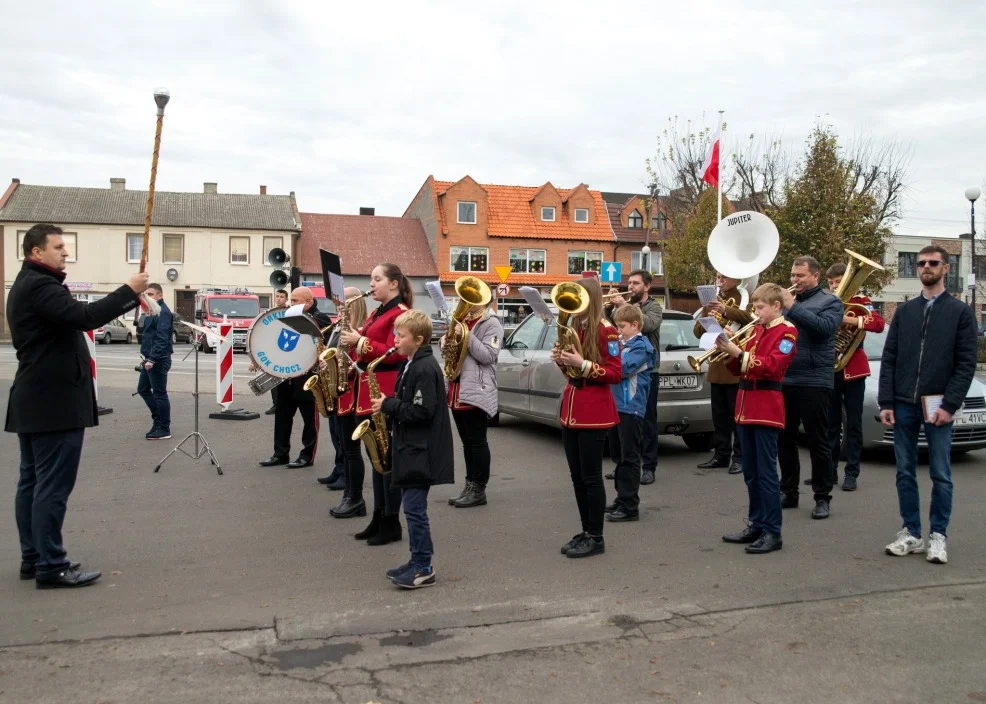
454, 312, 503, 418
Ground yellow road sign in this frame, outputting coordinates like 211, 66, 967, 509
494, 265, 512, 283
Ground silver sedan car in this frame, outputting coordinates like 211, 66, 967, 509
496, 310, 715, 451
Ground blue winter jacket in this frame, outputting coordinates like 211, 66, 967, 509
140, 300, 174, 362
782, 285, 843, 389
611, 334, 656, 417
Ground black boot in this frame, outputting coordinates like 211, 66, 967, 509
448, 481, 473, 506
697, 454, 729, 469
454, 482, 487, 508
332, 495, 366, 519
328, 489, 350, 516
367, 514, 403, 546
354, 510, 382, 540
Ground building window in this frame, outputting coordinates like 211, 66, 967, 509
230, 236, 250, 265
510, 248, 546, 274
898, 252, 918, 278
127, 233, 143, 263
631, 250, 663, 276
568, 250, 603, 275
263, 236, 284, 266
258, 293, 271, 310
574, 208, 589, 224
163, 234, 184, 264
541, 206, 556, 222
450, 246, 488, 272
457, 201, 477, 224
18, 230, 77, 262
652, 213, 668, 231
946, 254, 961, 292
628, 210, 643, 228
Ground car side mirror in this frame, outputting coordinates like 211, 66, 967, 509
194, 310, 203, 320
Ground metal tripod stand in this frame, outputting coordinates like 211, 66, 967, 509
153, 338, 222, 475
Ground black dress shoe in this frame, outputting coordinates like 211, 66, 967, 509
317, 469, 343, 485
259, 455, 289, 467
332, 497, 367, 518
605, 501, 618, 513
640, 470, 655, 485
566, 535, 605, 558
728, 459, 743, 475
697, 455, 730, 469
605, 506, 639, 522
325, 476, 345, 490
745, 533, 783, 554
36, 568, 102, 589
842, 475, 857, 492
811, 500, 830, 519
265, 406, 276, 415
781, 494, 799, 509
561, 533, 586, 555
287, 457, 313, 469
722, 525, 763, 544
21, 561, 80, 580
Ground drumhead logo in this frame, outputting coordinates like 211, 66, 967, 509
246, 310, 318, 379
278, 329, 301, 352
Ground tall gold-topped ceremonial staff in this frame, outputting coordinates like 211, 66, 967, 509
136, 88, 171, 318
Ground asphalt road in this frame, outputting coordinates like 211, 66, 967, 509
1, 343, 986, 703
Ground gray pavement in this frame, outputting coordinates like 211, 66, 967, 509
2, 344, 986, 702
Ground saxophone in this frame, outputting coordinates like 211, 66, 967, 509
333, 290, 370, 396
303, 324, 339, 417
352, 347, 396, 475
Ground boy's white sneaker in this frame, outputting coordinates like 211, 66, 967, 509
926, 532, 948, 564
885, 529, 925, 556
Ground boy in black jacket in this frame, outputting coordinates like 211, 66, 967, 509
372, 310, 454, 588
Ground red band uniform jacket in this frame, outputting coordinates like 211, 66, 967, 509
840, 295, 885, 381
726, 318, 799, 429
557, 322, 623, 429
352, 297, 408, 417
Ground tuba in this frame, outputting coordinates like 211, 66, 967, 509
550, 281, 589, 380
352, 347, 396, 475
833, 250, 884, 372
443, 276, 492, 380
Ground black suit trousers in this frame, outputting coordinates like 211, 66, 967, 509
273, 381, 319, 462
779, 385, 833, 502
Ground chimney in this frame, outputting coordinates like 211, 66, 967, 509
260, 185, 267, 195
110, 177, 126, 191
204, 182, 218, 195
359, 207, 375, 216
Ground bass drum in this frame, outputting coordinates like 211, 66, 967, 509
245, 309, 319, 379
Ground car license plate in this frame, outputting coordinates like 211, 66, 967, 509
954, 410, 986, 426
660, 374, 698, 390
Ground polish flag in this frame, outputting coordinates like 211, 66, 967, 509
700, 125, 721, 188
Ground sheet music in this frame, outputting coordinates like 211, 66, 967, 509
922, 395, 944, 423
698, 317, 724, 334
284, 303, 306, 318
425, 281, 450, 316
697, 285, 718, 306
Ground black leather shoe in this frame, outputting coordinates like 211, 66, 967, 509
287, 457, 313, 469
640, 470, 655, 485
842, 476, 857, 492
745, 533, 783, 554
781, 494, 799, 509
561, 533, 586, 555
566, 535, 605, 559
317, 469, 343, 485
722, 525, 763, 544
265, 406, 276, 415
21, 561, 80, 580
332, 497, 367, 518
36, 568, 102, 589
259, 455, 289, 467
811, 500, 830, 519
367, 514, 403, 546
605, 507, 639, 522
355, 510, 382, 540
325, 476, 345, 490
454, 483, 487, 508
448, 481, 472, 506
605, 501, 618, 513
697, 455, 730, 469
728, 459, 743, 475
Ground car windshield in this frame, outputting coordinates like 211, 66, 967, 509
660, 317, 702, 350
208, 298, 260, 318
861, 328, 888, 361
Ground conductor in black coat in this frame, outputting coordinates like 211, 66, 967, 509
6, 224, 149, 589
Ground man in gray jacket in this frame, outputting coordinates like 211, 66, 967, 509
778, 256, 844, 519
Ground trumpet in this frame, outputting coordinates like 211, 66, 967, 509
602, 290, 634, 301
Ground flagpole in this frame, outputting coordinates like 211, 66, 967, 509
717, 110, 724, 223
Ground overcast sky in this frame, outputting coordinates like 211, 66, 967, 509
2, 0, 984, 238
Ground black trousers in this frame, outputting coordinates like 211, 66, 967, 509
779, 385, 833, 502
372, 466, 402, 516
273, 382, 319, 462
641, 378, 660, 473
610, 413, 643, 511
16, 429, 85, 577
270, 383, 279, 406
710, 382, 741, 459
452, 407, 491, 486
328, 413, 346, 477
562, 427, 608, 536
337, 413, 365, 499
828, 374, 865, 480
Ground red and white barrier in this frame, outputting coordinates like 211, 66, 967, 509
85, 329, 112, 415
216, 317, 233, 410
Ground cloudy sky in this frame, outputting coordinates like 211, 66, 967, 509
2, 0, 984, 237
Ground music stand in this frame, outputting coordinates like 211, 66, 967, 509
153, 320, 227, 476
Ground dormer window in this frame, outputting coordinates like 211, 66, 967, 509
541, 206, 556, 222
574, 208, 589, 223
628, 210, 643, 228
652, 213, 668, 231
457, 201, 477, 224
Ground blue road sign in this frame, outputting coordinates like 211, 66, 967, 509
600, 261, 622, 283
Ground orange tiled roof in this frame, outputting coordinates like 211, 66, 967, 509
438, 272, 586, 286
434, 180, 615, 242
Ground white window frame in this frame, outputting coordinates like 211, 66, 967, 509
17, 230, 77, 262
567, 250, 604, 275
631, 250, 663, 276
509, 248, 547, 274
229, 236, 250, 266
457, 201, 478, 225
449, 246, 489, 273
163, 233, 184, 264
126, 233, 143, 264
541, 206, 556, 222
262, 236, 284, 267
574, 208, 589, 223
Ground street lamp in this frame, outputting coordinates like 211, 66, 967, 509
968, 187, 981, 322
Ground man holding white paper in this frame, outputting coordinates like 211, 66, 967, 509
879, 245, 977, 565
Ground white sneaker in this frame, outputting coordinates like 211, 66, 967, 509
926, 533, 948, 564
885, 529, 925, 556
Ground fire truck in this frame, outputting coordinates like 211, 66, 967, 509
193, 288, 261, 353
